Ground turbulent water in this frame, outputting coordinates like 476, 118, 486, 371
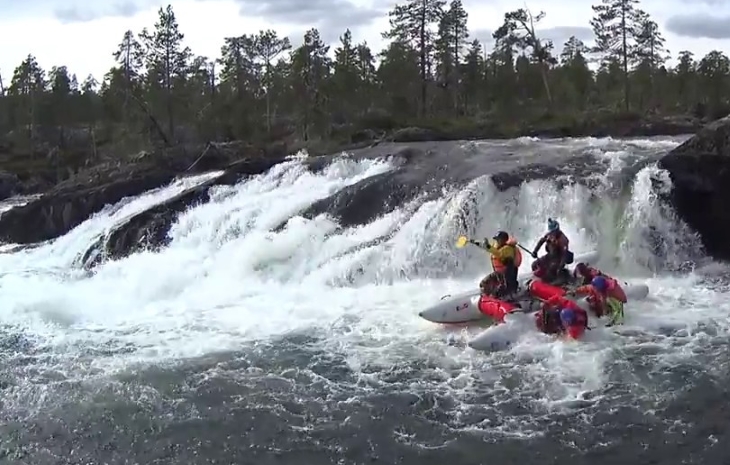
1, 136, 729, 465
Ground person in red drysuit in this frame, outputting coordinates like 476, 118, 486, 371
572, 263, 628, 303
534, 295, 588, 340
531, 218, 573, 284
571, 276, 625, 326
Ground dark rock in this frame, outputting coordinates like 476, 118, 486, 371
0, 170, 177, 245
85, 181, 217, 267
0, 171, 21, 201
80, 156, 291, 266
658, 115, 730, 261
390, 127, 448, 142
300, 143, 605, 228
0, 141, 291, 245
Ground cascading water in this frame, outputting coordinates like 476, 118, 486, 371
0, 135, 727, 464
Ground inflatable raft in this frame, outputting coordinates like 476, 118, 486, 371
418, 251, 650, 325
467, 280, 649, 352
418, 251, 600, 324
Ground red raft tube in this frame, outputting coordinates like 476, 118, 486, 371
477, 280, 567, 323
528, 280, 566, 301
477, 295, 518, 322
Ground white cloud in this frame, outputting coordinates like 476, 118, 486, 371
1, 0, 730, 84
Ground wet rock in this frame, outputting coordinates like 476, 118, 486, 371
84, 181, 217, 266
658, 115, 730, 261
301, 143, 602, 228
0, 171, 21, 201
0, 143, 289, 245
81, 156, 290, 266
0, 170, 177, 245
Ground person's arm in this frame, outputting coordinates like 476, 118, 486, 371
571, 285, 591, 295
532, 235, 546, 257
471, 239, 503, 258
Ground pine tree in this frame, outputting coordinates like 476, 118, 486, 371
254, 29, 291, 134
590, 0, 643, 111
139, 5, 191, 138
434, 0, 469, 115
8, 54, 46, 152
332, 29, 360, 122
290, 28, 331, 141
111, 30, 145, 122
559, 37, 593, 109
383, 0, 446, 115
493, 8, 554, 105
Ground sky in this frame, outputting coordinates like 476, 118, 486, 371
1, 0, 729, 85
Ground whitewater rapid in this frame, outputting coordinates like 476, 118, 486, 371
1, 135, 728, 445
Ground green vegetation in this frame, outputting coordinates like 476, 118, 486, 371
0, 0, 726, 167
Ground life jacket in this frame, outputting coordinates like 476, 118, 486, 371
490, 237, 523, 273
535, 305, 588, 336
605, 278, 628, 303
545, 231, 569, 254
563, 309, 589, 339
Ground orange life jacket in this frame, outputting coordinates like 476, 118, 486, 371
490, 237, 523, 273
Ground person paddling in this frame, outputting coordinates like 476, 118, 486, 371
470, 231, 522, 299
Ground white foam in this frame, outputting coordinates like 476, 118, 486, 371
0, 136, 727, 438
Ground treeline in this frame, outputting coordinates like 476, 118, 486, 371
0, 0, 729, 155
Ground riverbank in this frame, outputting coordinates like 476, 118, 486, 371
0, 111, 703, 201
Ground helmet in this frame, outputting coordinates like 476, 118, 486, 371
560, 308, 576, 325
493, 231, 508, 242
591, 275, 608, 292
575, 262, 588, 275
547, 218, 559, 232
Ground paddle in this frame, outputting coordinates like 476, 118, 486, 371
456, 235, 537, 258
455, 235, 472, 248
517, 243, 537, 259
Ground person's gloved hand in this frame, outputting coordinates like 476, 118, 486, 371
483, 238, 491, 249
531, 248, 538, 258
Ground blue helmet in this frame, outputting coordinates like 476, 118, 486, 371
547, 218, 559, 232
560, 308, 576, 325
591, 275, 608, 292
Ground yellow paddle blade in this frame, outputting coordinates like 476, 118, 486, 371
455, 235, 469, 248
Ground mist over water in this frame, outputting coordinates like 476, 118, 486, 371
0, 135, 727, 464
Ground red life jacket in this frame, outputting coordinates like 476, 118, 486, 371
605, 278, 628, 303
564, 313, 588, 339
536, 296, 587, 335
545, 231, 569, 254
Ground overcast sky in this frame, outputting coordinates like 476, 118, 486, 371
0, 0, 729, 83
